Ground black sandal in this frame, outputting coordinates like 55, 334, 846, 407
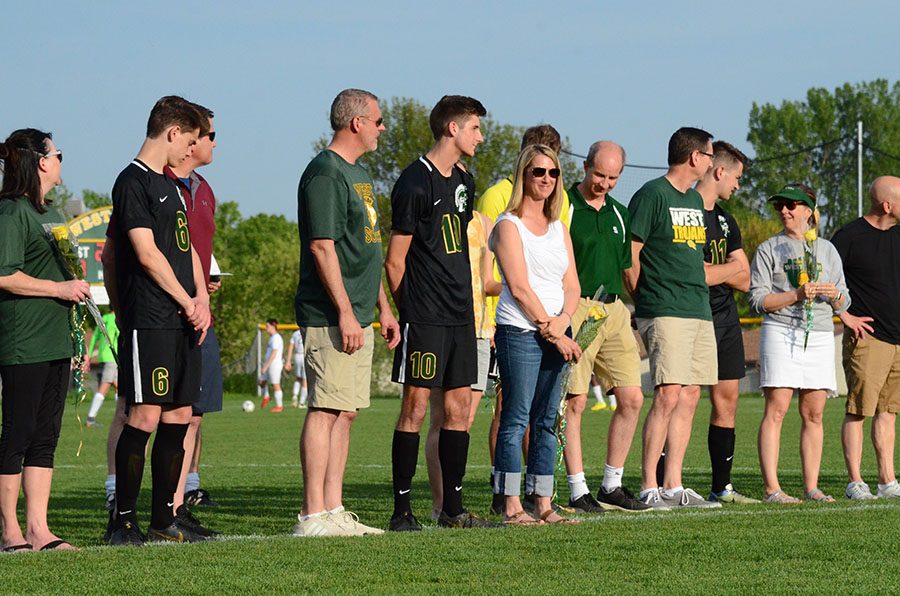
39, 539, 74, 551
2, 543, 33, 553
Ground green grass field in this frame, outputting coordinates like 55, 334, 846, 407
2, 391, 899, 594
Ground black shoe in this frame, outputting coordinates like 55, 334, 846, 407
437, 510, 504, 529
490, 492, 505, 516
175, 505, 218, 538
568, 492, 606, 514
388, 511, 422, 532
108, 519, 144, 547
184, 488, 219, 507
102, 494, 116, 542
597, 485, 653, 512
147, 519, 209, 543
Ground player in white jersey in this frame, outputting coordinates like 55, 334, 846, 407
285, 328, 308, 408
259, 319, 285, 412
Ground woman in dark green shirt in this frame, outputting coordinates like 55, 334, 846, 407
0, 128, 90, 551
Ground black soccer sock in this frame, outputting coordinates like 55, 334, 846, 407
655, 451, 667, 487
439, 429, 470, 517
708, 424, 736, 494
391, 430, 420, 517
149, 422, 189, 530
115, 424, 151, 524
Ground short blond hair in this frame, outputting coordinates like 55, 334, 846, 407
506, 144, 564, 222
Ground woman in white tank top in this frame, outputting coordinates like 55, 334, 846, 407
489, 144, 582, 525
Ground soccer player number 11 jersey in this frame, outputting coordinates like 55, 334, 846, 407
391, 156, 475, 326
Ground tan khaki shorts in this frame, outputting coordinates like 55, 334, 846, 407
302, 325, 374, 411
843, 331, 900, 417
567, 298, 641, 394
637, 316, 717, 386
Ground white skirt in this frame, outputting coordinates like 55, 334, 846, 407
759, 322, 837, 395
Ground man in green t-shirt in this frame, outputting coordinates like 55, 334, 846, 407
563, 141, 651, 513
293, 89, 400, 538
624, 127, 721, 509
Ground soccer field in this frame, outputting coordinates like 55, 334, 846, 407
3, 392, 899, 594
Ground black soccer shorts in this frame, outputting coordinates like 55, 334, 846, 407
391, 322, 477, 388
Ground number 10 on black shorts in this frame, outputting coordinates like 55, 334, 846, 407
391, 322, 477, 389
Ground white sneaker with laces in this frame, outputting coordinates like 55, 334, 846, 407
639, 488, 672, 511
663, 487, 722, 508
845, 481, 877, 500
293, 513, 339, 537
877, 480, 900, 499
328, 510, 384, 536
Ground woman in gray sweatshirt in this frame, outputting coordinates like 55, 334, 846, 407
748, 184, 850, 504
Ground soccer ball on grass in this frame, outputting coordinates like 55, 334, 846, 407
242, 400, 256, 413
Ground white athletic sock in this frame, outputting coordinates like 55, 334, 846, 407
327, 505, 344, 515
879, 481, 898, 491
185, 472, 201, 493
105, 474, 116, 498
88, 392, 105, 419
257, 385, 264, 397
301, 511, 327, 522
300, 387, 308, 404
591, 385, 606, 404
608, 394, 617, 408
662, 486, 684, 498
274, 390, 283, 408
567, 472, 590, 500
601, 464, 624, 492
293, 381, 301, 398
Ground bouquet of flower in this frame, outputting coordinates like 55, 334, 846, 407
47, 224, 115, 455
799, 228, 818, 350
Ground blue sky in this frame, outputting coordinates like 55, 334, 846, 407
3, 1, 898, 218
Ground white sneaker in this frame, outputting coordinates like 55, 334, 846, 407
291, 396, 299, 408
663, 487, 722, 509
639, 488, 671, 511
293, 513, 338, 537
327, 510, 384, 536
877, 480, 900, 499
845, 481, 877, 500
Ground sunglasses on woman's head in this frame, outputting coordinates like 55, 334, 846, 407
772, 199, 803, 211
530, 167, 560, 179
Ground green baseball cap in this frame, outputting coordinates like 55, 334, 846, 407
768, 185, 815, 209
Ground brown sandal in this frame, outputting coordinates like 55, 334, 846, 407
504, 510, 542, 526
540, 510, 580, 525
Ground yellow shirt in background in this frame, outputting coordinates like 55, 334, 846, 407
468, 211, 493, 339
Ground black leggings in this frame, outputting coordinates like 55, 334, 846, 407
0, 359, 69, 474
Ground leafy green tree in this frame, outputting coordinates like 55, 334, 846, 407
212, 201, 299, 363
82, 189, 111, 209
746, 79, 900, 234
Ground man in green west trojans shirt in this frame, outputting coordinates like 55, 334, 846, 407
624, 127, 721, 510
563, 141, 651, 513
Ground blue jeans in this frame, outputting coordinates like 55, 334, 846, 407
493, 324, 566, 497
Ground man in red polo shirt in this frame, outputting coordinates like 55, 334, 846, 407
165, 103, 222, 534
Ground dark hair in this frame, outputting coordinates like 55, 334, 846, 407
712, 140, 748, 168
191, 102, 214, 137
0, 128, 54, 213
146, 96, 206, 139
266, 318, 278, 327
521, 124, 561, 153
429, 95, 486, 140
667, 127, 713, 166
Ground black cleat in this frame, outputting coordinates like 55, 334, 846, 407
147, 519, 209, 543
388, 511, 422, 532
568, 492, 606, 514
103, 494, 116, 543
437, 510, 504, 529
490, 492, 505, 516
184, 488, 219, 507
175, 505, 218, 538
597, 485, 653, 512
108, 519, 145, 547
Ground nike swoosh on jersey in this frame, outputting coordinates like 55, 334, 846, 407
159, 195, 168, 203
398, 489, 411, 495
433, 199, 441, 205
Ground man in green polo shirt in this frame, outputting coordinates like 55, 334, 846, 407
563, 141, 651, 513
294, 88, 400, 537
625, 127, 721, 509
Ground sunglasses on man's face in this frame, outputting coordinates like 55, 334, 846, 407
205, 131, 216, 142
772, 200, 804, 211
530, 167, 560, 179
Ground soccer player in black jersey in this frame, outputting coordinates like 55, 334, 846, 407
104, 96, 212, 545
385, 95, 499, 530
694, 140, 759, 504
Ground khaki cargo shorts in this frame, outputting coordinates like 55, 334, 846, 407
637, 316, 717, 387
302, 325, 374, 411
567, 298, 641, 395
843, 331, 900, 417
